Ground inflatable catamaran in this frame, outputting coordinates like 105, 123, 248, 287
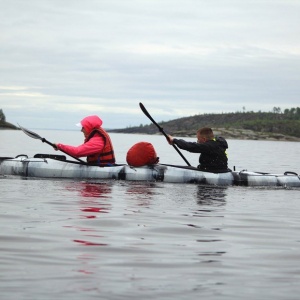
1, 103, 299, 187
0, 154, 299, 187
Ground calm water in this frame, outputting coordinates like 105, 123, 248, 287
1, 130, 300, 300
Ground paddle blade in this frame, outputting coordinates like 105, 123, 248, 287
139, 102, 159, 127
18, 124, 42, 140
139, 102, 148, 116
139, 103, 191, 166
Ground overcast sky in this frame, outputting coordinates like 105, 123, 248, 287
1, 0, 299, 130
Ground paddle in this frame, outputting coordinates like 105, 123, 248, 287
139, 102, 191, 166
18, 124, 86, 164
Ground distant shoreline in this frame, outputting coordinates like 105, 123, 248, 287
108, 128, 300, 142
1, 125, 299, 142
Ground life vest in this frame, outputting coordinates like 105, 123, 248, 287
85, 128, 115, 166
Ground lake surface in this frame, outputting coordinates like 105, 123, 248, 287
1, 130, 300, 300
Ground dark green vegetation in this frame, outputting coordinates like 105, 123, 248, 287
109, 107, 300, 141
1, 107, 300, 140
0, 109, 19, 130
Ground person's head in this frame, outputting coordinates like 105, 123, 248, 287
76, 115, 103, 138
197, 127, 214, 143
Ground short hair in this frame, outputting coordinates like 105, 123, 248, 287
197, 127, 214, 139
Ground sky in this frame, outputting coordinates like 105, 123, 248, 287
1, 0, 300, 130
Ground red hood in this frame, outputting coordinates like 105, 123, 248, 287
80, 115, 103, 134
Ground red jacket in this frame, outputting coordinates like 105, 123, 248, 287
57, 115, 115, 165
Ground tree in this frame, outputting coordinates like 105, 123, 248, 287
273, 107, 281, 114
0, 109, 6, 122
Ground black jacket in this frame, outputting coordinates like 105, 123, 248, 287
173, 137, 229, 173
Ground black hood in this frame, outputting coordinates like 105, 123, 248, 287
216, 136, 228, 149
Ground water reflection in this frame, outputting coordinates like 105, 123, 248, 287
79, 182, 112, 198
192, 186, 228, 262
64, 182, 113, 275
73, 239, 108, 246
186, 186, 227, 242
77, 182, 112, 218
63, 182, 113, 248
196, 186, 227, 206
125, 182, 158, 207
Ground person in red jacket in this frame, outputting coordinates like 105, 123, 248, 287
54, 115, 115, 166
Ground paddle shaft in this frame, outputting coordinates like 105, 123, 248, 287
41, 138, 86, 164
41, 138, 56, 148
139, 103, 191, 166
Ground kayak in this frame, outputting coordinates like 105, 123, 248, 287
0, 154, 299, 187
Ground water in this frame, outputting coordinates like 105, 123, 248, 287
1, 130, 300, 300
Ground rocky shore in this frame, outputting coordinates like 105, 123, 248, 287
208, 128, 299, 142
110, 127, 300, 142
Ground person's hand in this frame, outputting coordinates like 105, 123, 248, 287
53, 143, 58, 151
167, 135, 174, 145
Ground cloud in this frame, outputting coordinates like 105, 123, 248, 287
0, 0, 300, 129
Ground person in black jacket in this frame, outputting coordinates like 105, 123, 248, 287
168, 127, 230, 173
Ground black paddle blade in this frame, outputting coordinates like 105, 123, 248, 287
139, 102, 163, 131
139, 102, 191, 166
139, 102, 151, 118
18, 124, 42, 140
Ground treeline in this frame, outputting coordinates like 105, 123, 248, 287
109, 107, 300, 138
261, 106, 300, 120
2, 106, 300, 137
